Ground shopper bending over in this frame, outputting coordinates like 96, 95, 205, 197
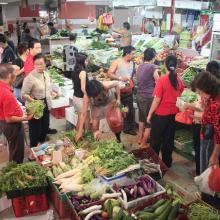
136, 48, 160, 147
22, 54, 52, 151
0, 64, 32, 163
111, 22, 132, 49
72, 52, 90, 130
75, 80, 121, 142
108, 46, 136, 135
147, 55, 184, 167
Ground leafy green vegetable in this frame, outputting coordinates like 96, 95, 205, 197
90, 40, 110, 50
27, 100, 45, 119
180, 89, 198, 103
93, 140, 136, 177
0, 162, 47, 194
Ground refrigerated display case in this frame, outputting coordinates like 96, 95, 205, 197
210, 32, 220, 61
210, 13, 220, 61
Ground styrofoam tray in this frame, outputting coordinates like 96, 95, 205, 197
111, 175, 165, 209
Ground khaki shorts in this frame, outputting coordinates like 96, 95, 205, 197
72, 96, 84, 113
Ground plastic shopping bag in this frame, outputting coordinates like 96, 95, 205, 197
194, 167, 215, 196
175, 110, 193, 125
106, 106, 123, 133
208, 166, 220, 192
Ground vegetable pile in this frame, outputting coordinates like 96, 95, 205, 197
27, 100, 45, 119
77, 198, 135, 220
90, 41, 110, 50
93, 140, 136, 177
181, 68, 197, 87
0, 162, 47, 194
51, 160, 95, 194
134, 198, 182, 220
188, 202, 220, 220
113, 176, 158, 203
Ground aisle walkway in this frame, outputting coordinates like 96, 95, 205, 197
0, 115, 197, 219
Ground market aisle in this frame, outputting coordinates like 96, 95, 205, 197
0, 115, 198, 219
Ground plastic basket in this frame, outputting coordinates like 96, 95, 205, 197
49, 181, 71, 219
11, 192, 48, 217
51, 106, 68, 119
130, 147, 168, 180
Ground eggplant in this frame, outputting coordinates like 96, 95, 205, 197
138, 186, 146, 197
130, 188, 134, 196
133, 185, 138, 198
113, 183, 120, 192
140, 180, 149, 193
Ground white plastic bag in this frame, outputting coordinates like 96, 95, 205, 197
194, 167, 215, 196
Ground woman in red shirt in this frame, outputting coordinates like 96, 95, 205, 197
192, 71, 220, 171
147, 55, 184, 167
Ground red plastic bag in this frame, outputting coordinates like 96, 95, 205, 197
106, 106, 123, 133
120, 79, 134, 95
208, 166, 220, 192
175, 110, 193, 125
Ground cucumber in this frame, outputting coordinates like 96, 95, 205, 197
142, 199, 166, 213
137, 212, 158, 220
167, 202, 180, 220
151, 199, 166, 209
156, 203, 172, 220
154, 200, 171, 216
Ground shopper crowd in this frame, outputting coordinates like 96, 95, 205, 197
0, 20, 219, 192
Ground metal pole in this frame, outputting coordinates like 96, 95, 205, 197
170, 0, 175, 32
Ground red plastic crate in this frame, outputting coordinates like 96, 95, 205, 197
26, 193, 48, 214
131, 147, 168, 176
11, 192, 48, 217
12, 196, 28, 217
50, 106, 68, 119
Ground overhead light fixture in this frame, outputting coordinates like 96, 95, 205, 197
0, 0, 8, 4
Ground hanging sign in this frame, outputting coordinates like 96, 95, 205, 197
157, 0, 172, 7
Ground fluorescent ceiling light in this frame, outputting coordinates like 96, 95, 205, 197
0, 2, 8, 4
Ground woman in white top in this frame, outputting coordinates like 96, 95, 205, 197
22, 53, 51, 149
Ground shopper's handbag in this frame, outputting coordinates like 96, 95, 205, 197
201, 124, 214, 140
175, 110, 193, 125
208, 166, 220, 192
120, 62, 135, 96
106, 106, 123, 133
13, 73, 24, 88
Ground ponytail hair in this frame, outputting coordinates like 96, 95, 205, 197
165, 55, 178, 90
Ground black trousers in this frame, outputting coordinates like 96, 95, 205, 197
28, 103, 49, 148
0, 121, 24, 163
150, 114, 176, 167
192, 123, 201, 175
120, 93, 136, 132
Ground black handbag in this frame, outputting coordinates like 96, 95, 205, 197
202, 124, 214, 140
13, 73, 24, 88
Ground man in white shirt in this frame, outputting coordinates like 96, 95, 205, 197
32, 18, 41, 40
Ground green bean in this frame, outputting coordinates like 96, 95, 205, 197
188, 203, 220, 220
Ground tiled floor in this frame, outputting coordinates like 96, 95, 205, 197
0, 115, 198, 219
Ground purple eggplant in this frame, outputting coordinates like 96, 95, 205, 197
138, 186, 146, 197
140, 180, 149, 193
113, 183, 120, 192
